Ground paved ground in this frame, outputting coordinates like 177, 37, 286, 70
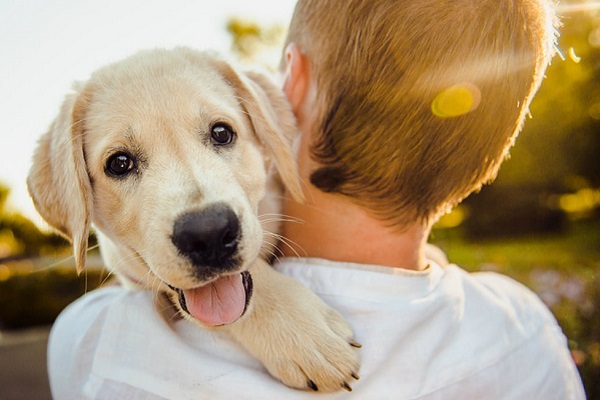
0, 326, 52, 400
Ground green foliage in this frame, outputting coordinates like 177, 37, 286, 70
0, 185, 8, 210
458, 6, 600, 237
494, 7, 600, 190
0, 183, 70, 261
226, 17, 286, 67
462, 185, 569, 238
0, 268, 106, 330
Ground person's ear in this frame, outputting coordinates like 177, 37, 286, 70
281, 43, 310, 117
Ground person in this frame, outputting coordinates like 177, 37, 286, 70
48, 0, 586, 398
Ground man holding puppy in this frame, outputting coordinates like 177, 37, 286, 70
48, 0, 585, 398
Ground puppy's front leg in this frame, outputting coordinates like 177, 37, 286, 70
225, 259, 361, 392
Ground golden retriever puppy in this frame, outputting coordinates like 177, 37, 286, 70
27, 47, 359, 392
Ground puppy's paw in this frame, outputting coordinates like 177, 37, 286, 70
263, 302, 361, 393
227, 261, 361, 392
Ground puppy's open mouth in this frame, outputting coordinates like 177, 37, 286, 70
170, 271, 253, 326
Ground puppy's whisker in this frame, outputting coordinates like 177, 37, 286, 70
110, 252, 145, 272
260, 236, 279, 246
33, 241, 98, 273
140, 270, 159, 294
262, 211, 306, 221
99, 269, 115, 287
86, 243, 100, 252
258, 213, 305, 225
264, 247, 283, 264
261, 240, 281, 256
152, 273, 164, 293
264, 231, 307, 259
105, 254, 149, 287
35, 254, 76, 272
259, 217, 303, 225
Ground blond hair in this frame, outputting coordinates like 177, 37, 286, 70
284, 0, 559, 226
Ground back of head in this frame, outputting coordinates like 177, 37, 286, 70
284, 0, 559, 227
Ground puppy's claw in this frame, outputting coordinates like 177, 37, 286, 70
351, 372, 360, 380
349, 339, 362, 348
307, 380, 318, 391
342, 382, 353, 392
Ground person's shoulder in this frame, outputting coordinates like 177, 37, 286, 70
445, 265, 563, 337
439, 267, 585, 398
440, 265, 567, 361
467, 268, 557, 322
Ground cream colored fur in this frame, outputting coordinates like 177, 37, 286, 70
27, 47, 359, 392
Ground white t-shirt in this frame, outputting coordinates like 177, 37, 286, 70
48, 258, 585, 399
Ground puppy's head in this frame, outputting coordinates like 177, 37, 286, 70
27, 48, 303, 325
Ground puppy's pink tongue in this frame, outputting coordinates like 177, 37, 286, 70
183, 274, 246, 326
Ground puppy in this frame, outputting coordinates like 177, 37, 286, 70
27, 47, 359, 392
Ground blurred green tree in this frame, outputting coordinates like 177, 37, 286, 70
0, 183, 67, 262
226, 17, 286, 67
497, 8, 600, 190
461, 5, 600, 237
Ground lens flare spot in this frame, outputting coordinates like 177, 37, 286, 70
589, 27, 600, 48
432, 83, 481, 118
569, 47, 582, 63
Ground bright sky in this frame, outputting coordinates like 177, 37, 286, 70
0, 0, 296, 224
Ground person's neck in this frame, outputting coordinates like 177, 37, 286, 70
280, 184, 431, 271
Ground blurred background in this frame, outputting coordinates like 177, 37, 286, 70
0, 0, 599, 399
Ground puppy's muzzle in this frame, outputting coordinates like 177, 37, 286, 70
171, 203, 241, 277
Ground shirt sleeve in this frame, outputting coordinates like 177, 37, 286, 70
471, 272, 587, 400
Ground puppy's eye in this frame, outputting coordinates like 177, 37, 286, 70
210, 123, 236, 146
106, 153, 136, 177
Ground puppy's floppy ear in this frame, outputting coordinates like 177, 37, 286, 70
211, 60, 305, 203
27, 84, 94, 274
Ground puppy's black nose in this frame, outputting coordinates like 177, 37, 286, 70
171, 204, 240, 271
